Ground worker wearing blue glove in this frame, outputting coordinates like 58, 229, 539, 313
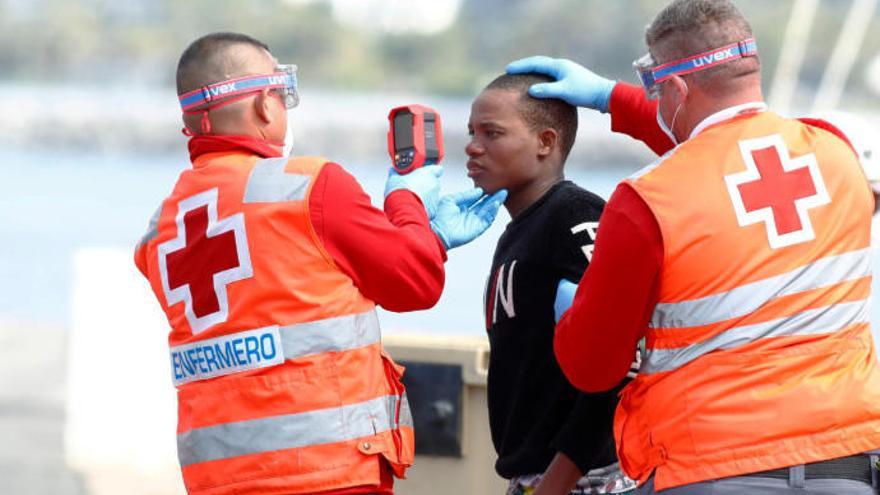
506, 56, 616, 113
508, 2, 880, 494
430, 187, 508, 249
384, 164, 444, 218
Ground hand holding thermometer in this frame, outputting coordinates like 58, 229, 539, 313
387, 104, 444, 174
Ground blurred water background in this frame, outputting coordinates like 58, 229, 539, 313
0, 84, 641, 335
0, 122, 632, 336
2, 0, 880, 493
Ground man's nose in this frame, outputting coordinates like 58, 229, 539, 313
465, 138, 483, 157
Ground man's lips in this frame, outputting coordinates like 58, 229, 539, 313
467, 161, 484, 178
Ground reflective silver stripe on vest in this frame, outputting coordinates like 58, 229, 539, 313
177, 394, 407, 466
279, 310, 381, 360
243, 157, 311, 203
643, 298, 870, 374
169, 310, 380, 386
136, 204, 162, 248
651, 248, 871, 329
399, 391, 414, 428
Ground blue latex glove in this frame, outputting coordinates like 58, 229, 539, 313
506, 56, 616, 113
554, 279, 578, 323
431, 188, 508, 250
384, 165, 443, 218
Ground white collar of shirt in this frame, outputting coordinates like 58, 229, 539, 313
689, 102, 769, 140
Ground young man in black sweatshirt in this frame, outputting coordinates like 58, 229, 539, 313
464, 73, 636, 495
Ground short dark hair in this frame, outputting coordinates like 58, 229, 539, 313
646, 0, 759, 86
485, 73, 578, 162
176, 32, 270, 95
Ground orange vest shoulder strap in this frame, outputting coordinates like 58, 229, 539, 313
797, 118, 859, 159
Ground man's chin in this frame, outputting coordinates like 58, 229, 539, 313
472, 178, 499, 195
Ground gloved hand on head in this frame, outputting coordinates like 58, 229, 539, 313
554, 279, 579, 323
431, 188, 508, 250
384, 165, 444, 218
506, 56, 616, 113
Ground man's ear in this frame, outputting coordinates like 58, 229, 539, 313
669, 75, 689, 103
181, 114, 199, 135
538, 128, 558, 159
254, 89, 274, 125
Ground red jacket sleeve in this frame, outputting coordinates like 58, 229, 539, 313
609, 82, 675, 156
309, 162, 447, 312
554, 183, 663, 392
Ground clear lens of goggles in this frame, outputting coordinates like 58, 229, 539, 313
633, 54, 660, 100
275, 64, 300, 109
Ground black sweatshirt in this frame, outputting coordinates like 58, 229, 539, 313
483, 180, 621, 479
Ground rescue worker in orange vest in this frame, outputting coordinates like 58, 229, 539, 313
507, 0, 880, 493
134, 32, 506, 495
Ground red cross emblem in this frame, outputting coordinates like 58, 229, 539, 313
158, 188, 252, 333
725, 135, 830, 249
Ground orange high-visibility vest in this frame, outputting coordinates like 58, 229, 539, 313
619, 110, 880, 490
135, 152, 414, 494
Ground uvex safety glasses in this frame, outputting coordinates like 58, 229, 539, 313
634, 39, 758, 99
178, 64, 300, 111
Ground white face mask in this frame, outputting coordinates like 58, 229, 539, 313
282, 118, 294, 157
656, 103, 675, 145
656, 102, 683, 145
656, 79, 687, 145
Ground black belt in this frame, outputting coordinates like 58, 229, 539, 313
749, 454, 873, 485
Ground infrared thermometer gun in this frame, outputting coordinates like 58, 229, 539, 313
387, 104, 444, 174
